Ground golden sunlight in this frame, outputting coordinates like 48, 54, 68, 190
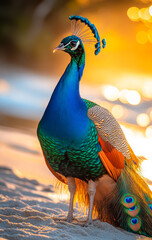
141, 160, 152, 190
48, 193, 69, 203
121, 124, 152, 190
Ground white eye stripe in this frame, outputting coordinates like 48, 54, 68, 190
62, 40, 80, 50
63, 41, 71, 48
71, 40, 80, 51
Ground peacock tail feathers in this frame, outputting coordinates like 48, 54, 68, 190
105, 166, 152, 237
69, 15, 106, 55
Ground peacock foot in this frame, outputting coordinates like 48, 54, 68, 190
83, 218, 93, 227
66, 214, 73, 223
52, 214, 74, 223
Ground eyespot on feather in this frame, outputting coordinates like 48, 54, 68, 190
126, 204, 140, 217
128, 217, 141, 232
121, 194, 136, 208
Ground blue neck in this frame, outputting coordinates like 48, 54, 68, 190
40, 55, 89, 144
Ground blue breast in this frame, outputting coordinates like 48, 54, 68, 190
39, 61, 89, 145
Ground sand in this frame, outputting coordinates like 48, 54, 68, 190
0, 127, 151, 240
1, 166, 151, 240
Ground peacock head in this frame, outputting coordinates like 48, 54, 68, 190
53, 35, 84, 58
53, 15, 106, 60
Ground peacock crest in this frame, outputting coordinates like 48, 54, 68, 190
69, 15, 106, 55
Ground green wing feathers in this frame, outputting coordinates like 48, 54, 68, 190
83, 98, 97, 110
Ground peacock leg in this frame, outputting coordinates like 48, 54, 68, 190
86, 180, 97, 225
67, 177, 76, 222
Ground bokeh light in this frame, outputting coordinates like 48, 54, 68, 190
126, 90, 141, 105
127, 6, 152, 22
111, 105, 124, 119
102, 85, 119, 101
145, 125, 152, 138
149, 5, 152, 16
139, 7, 151, 20
127, 7, 139, 21
119, 89, 129, 104
136, 113, 150, 127
127, 3, 152, 47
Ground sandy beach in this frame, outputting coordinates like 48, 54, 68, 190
0, 126, 151, 240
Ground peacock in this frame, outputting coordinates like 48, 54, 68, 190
37, 15, 152, 237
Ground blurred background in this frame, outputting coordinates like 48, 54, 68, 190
0, 0, 152, 187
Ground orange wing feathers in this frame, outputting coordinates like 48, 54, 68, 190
98, 135, 124, 181
98, 135, 125, 169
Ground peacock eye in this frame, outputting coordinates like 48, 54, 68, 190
70, 41, 77, 47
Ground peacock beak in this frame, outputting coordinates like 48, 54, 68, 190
53, 43, 65, 53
